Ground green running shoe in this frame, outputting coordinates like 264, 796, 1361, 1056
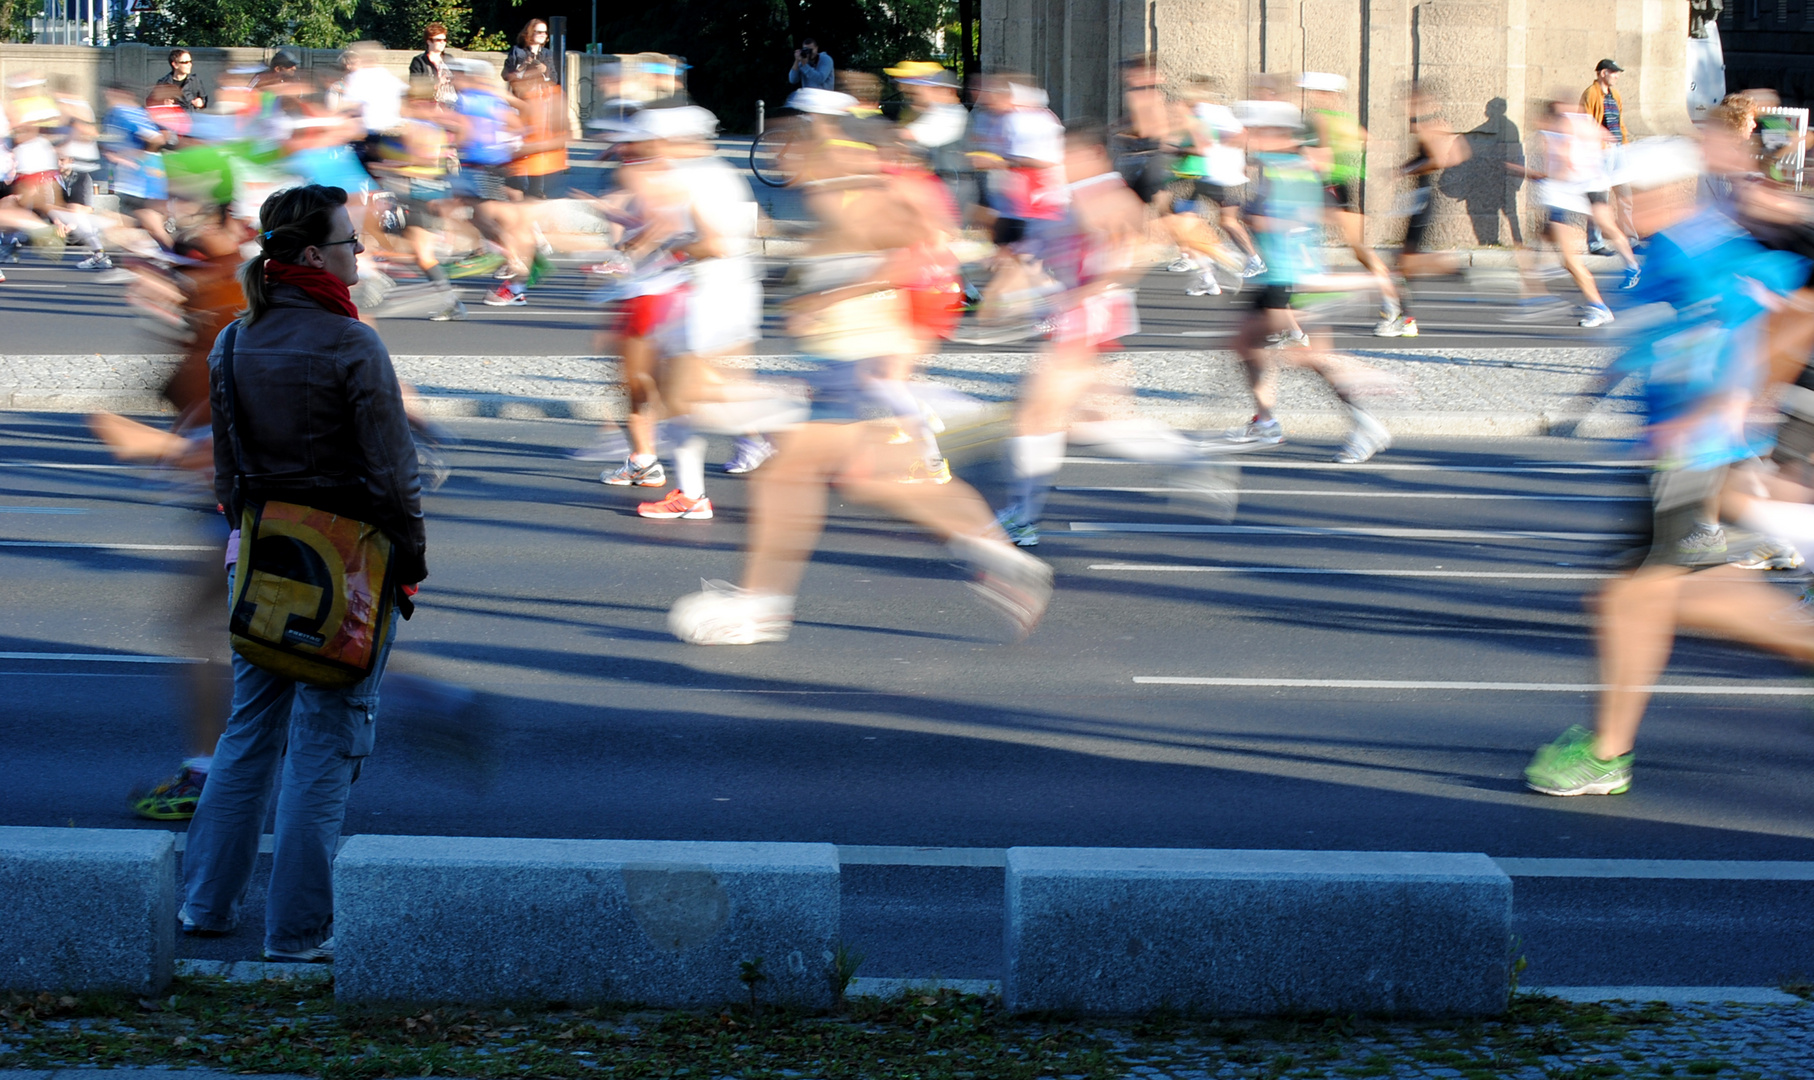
447, 251, 505, 280
1524, 725, 1632, 796
129, 765, 206, 820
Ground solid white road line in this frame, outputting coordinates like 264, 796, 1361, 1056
1133, 677, 1814, 695
0, 540, 215, 550
0, 461, 141, 470
0, 651, 205, 664
1070, 523, 1637, 540
1090, 564, 1617, 579
0, 507, 88, 513
1059, 487, 1644, 501
1062, 459, 1643, 474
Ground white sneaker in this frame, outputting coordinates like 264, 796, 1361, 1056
1334, 411, 1392, 464
951, 537, 1054, 642
1166, 256, 1195, 272
669, 581, 794, 645
1241, 255, 1267, 278
265, 937, 334, 963
1578, 304, 1615, 328
1184, 271, 1221, 297
77, 252, 113, 270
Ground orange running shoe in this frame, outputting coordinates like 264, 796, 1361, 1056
637, 489, 714, 520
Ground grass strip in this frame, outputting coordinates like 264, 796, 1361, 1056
0, 978, 1806, 1079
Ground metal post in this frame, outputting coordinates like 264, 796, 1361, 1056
756, 99, 764, 135
591, 0, 597, 56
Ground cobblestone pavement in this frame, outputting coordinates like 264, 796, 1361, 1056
1101, 994, 1814, 1078
3, 994, 1809, 1079
1, 347, 1637, 436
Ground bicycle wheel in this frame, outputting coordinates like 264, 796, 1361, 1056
749, 125, 793, 188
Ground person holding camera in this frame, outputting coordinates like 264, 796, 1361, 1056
504, 19, 554, 95
788, 38, 834, 91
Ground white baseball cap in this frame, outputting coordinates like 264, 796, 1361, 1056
788, 88, 858, 115
1298, 72, 1348, 93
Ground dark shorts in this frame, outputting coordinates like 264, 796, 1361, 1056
1325, 181, 1358, 213
452, 164, 510, 202
805, 357, 898, 424
1624, 467, 1728, 570
1587, 189, 1610, 206
116, 192, 155, 215
1402, 187, 1436, 254
1546, 206, 1589, 232
1194, 180, 1244, 208
62, 171, 95, 206
1250, 283, 1293, 311
993, 216, 1026, 246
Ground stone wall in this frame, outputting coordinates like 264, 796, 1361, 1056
980, 0, 1695, 248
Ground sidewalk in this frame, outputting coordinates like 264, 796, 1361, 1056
0, 346, 1638, 438
1, 981, 1809, 1079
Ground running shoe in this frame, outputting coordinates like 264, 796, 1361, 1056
129, 766, 205, 821
1241, 255, 1267, 277
904, 457, 953, 484
1264, 328, 1310, 348
96, 267, 136, 284
669, 580, 793, 644
996, 506, 1040, 548
722, 434, 777, 474
0, 238, 18, 263
0, 268, 6, 282
602, 458, 667, 487
77, 252, 113, 270
1732, 539, 1805, 571
1578, 304, 1615, 329
1373, 315, 1417, 338
638, 489, 714, 519
1333, 412, 1393, 464
1621, 265, 1641, 290
1185, 272, 1221, 297
1677, 523, 1727, 559
1223, 416, 1284, 445
484, 284, 526, 306
446, 251, 505, 279
1524, 725, 1632, 796
1167, 256, 1195, 272
265, 937, 335, 963
429, 299, 467, 322
965, 546, 1055, 642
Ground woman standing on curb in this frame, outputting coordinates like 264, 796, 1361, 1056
180, 184, 428, 963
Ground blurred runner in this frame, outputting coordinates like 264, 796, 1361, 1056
1375, 82, 1470, 338
1507, 99, 1616, 327
1526, 137, 1814, 796
668, 116, 1051, 644
1217, 100, 1402, 463
1298, 73, 1400, 333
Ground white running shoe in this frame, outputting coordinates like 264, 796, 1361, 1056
1241, 255, 1267, 277
1167, 256, 1195, 272
1334, 411, 1392, 464
1578, 304, 1615, 328
1223, 416, 1284, 445
669, 581, 794, 645
1184, 271, 1222, 297
952, 536, 1054, 642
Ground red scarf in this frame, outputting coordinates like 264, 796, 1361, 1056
265, 261, 358, 320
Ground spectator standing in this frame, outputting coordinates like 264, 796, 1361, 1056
788, 38, 834, 91
1580, 58, 1634, 253
503, 19, 554, 95
409, 24, 458, 106
156, 49, 209, 111
180, 184, 427, 963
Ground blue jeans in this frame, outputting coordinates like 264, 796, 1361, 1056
180, 573, 398, 954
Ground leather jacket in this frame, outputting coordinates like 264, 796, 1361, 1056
209, 284, 427, 585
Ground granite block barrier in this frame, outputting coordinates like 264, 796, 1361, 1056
334, 836, 840, 1007
0, 826, 175, 994
1005, 848, 1512, 1017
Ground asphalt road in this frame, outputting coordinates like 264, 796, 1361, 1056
0, 245, 1630, 358
5, 415, 1814, 987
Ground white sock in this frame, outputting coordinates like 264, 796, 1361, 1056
676, 436, 707, 499
630, 452, 657, 468
1009, 431, 1068, 480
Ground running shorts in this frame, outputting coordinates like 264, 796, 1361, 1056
1546, 206, 1589, 232
1049, 286, 1139, 348
1586, 189, 1610, 206
1324, 181, 1358, 213
907, 278, 965, 341
684, 264, 762, 354
1194, 181, 1244, 208
1401, 183, 1435, 254
1250, 283, 1293, 311
618, 289, 687, 338
452, 164, 510, 202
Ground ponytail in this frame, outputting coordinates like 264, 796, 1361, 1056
238, 184, 349, 325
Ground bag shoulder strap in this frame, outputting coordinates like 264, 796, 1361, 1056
218, 320, 248, 518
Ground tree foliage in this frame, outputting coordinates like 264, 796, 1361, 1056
1, 0, 40, 42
